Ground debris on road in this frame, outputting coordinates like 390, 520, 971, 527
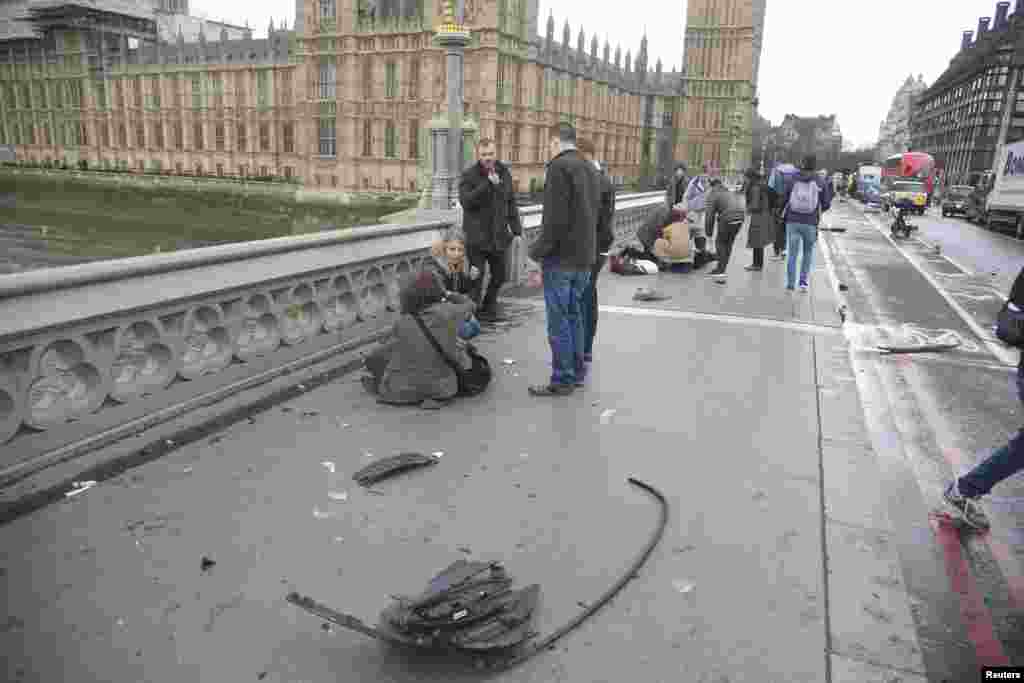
201, 556, 216, 572
838, 283, 849, 292
301, 410, 319, 418
877, 341, 961, 354
432, 451, 444, 458
321, 461, 336, 474
312, 508, 331, 520
327, 491, 348, 502
672, 579, 696, 594
285, 477, 669, 672
633, 287, 671, 302
502, 359, 517, 366
352, 452, 439, 487
599, 409, 617, 424
182, 466, 193, 474
65, 481, 97, 498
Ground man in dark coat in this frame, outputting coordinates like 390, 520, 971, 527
457, 138, 522, 320
527, 122, 597, 396
577, 137, 616, 364
665, 163, 688, 209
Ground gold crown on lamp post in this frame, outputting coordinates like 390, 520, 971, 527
435, 0, 470, 36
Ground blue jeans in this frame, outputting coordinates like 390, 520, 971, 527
786, 222, 817, 289
958, 360, 1024, 497
542, 264, 591, 386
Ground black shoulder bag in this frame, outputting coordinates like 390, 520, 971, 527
412, 314, 492, 396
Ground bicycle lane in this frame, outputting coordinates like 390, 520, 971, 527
821, 202, 1024, 678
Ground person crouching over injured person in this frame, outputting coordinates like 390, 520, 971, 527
360, 271, 476, 409
424, 226, 482, 339
704, 177, 747, 284
636, 204, 689, 268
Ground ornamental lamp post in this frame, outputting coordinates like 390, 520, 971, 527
430, 0, 472, 210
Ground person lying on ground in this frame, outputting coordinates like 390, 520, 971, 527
361, 271, 475, 410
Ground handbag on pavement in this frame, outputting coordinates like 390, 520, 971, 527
412, 314, 492, 396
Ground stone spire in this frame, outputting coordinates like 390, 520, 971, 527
614, 44, 621, 69
625, 49, 631, 74
268, 18, 274, 35
562, 19, 570, 49
603, 38, 610, 64
638, 32, 648, 73
590, 34, 598, 61
545, 11, 554, 55
577, 26, 585, 58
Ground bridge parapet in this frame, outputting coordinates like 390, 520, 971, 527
0, 192, 663, 477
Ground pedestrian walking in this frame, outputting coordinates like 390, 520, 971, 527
944, 266, 1024, 529
527, 122, 597, 396
576, 138, 616, 364
457, 138, 523, 321
742, 167, 774, 271
768, 162, 799, 259
780, 155, 833, 292
666, 163, 688, 210
703, 177, 747, 284
684, 162, 713, 261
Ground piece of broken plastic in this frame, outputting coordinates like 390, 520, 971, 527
328, 491, 349, 502
352, 452, 439, 487
672, 579, 695, 594
321, 461, 336, 473
65, 481, 97, 498
502, 359, 517, 366
599, 409, 617, 424
313, 508, 331, 519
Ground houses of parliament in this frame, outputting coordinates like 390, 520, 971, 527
0, 0, 766, 193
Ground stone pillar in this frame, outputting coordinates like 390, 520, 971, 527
430, 0, 471, 209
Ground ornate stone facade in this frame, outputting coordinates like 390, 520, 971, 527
877, 74, 927, 160
0, 0, 694, 193
680, 0, 764, 178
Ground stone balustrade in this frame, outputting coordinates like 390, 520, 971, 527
0, 192, 664, 482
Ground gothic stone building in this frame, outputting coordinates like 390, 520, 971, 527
0, 0, 764, 193
910, 1, 1024, 185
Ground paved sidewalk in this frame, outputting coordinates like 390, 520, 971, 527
0, 233, 914, 682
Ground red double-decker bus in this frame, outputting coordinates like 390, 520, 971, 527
881, 152, 937, 197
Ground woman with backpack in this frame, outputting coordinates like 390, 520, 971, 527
780, 155, 832, 292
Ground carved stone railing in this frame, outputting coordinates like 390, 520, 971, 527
0, 192, 664, 482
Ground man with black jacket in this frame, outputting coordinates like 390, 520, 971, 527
577, 138, 616, 364
527, 122, 597, 396
457, 138, 522, 320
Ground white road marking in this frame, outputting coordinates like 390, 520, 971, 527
514, 298, 842, 336
862, 212, 1017, 367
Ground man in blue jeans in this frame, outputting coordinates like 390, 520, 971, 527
780, 155, 832, 292
944, 266, 1024, 529
527, 122, 598, 396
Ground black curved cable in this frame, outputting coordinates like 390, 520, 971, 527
489, 476, 669, 671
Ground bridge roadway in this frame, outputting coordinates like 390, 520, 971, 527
1, 200, 1023, 682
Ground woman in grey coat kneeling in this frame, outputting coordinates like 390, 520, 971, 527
361, 271, 475, 409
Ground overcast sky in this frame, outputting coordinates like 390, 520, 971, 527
192, 0, 998, 148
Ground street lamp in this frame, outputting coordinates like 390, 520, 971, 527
728, 109, 743, 182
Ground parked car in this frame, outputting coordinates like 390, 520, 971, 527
881, 180, 928, 215
941, 185, 974, 217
